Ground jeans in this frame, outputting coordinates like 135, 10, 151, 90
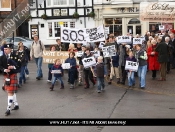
34, 57, 43, 77
48, 68, 52, 81
138, 65, 147, 88
127, 71, 135, 86
69, 70, 76, 85
19, 66, 26, 85
84, 69, 95, 87
52, 76, 64, 86
97, 77, 105, 91
25, 62, 29, 75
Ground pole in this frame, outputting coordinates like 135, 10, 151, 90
12, 31, 14, 51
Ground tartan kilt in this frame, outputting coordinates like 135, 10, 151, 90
4, 74, 18, 93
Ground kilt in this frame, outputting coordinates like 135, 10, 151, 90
4, 74, 18, 93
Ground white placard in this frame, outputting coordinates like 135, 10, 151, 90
159, 25, 165, 30
62, 63, 70, 69
91, 51, 100, 58
77, 51, 84, 57
104, 27, 109, 35
102, 45, 116, 58
117, 36, 132, 43
61, 25, 105, 43
133, 38, 142, 45
51, 70, 61, 73
82, 57, 96, 68
99, 42, 105, 49
140, 36, 145, 42
125, 61, 138, 72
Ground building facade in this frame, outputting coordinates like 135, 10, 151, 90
94, 0, 175, 37
29, 0, 95, 45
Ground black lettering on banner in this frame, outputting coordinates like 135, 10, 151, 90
128, 62, 131, 65
84, 58, 93, 63
134, 63, 136, 66
78, 30, 85, 41
70, 31, 77, 41
135, 39, 140, 42
62, 29, 69, 41
86, 29, 90, 34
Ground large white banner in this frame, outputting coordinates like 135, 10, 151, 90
82, 57, 96, 68
102, 45, 116, 58
125, 61, 139, 72
117, 36, 132, 44
61, 25, 105, 43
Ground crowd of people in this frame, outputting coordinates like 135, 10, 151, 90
1, 29, 175, 116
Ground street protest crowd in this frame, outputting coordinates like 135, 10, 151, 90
0, 28, 175, 116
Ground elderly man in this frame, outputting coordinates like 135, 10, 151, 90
169, 33, 175, 69
155, 37, 169, 81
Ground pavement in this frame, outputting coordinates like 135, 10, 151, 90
0, 61, 175, 132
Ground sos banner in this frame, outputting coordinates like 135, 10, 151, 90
82, 57, 96, 68
125, 61, 139, 72
61, 25, 105, 43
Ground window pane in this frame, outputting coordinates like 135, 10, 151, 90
1, 0, 10, 8
47, 0, 51, 6
69, 0, 74, 5
127, 26, 133, 34
114, 25, 122, 36
48, 22, 53, 37
53, 0, 67, 5
105, 18, 113, 25
114, 18, 122, 24
64, 22, 68, 27
54, 22, 60, 37
136, 25, 141, 35
70, 22, 75, 28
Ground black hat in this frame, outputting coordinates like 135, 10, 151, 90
4, 43, 13, 48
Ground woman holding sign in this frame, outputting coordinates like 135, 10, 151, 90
147, 40, 160, 79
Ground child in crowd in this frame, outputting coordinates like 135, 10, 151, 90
47, 45, 56, 83
126, 51, 137, 88
96, 56, 107, 93
50, 59, 64, 91
65, 51, 77, 89
68, 43, 77, 52
108, 49, 120, 84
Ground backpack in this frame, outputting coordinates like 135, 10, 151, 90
32, 40, 43, 51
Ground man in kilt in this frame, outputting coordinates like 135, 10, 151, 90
0, 43, 21, 116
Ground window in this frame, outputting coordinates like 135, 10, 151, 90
105, 18, 122, 36
14, 38, 25, 42
48, 0, 75, 6
48, 22, 74, 38
0, 0, 11, 11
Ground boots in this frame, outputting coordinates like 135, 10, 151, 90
108, 79, 112, 85
60, 84, 64, 89
117, 78, 120, 84
50, 85, 54, 91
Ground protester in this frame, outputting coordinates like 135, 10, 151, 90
169, 33, 175, 69
96, 56, 107, 93
1, 40, 6, 55
30, 35, 45, 80
165, 37, 172, 73
155, 37, 168, 81
147, 40, 160, 79
68, 43, 77, 52
135, 44, 148, 89
126, 51, 137, 88
55, 39, 65, 51
50, 59, 64, 91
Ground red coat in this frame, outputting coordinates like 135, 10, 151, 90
147, 45, 160, 70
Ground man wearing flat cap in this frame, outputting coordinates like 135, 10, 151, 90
0, 43, 21, 116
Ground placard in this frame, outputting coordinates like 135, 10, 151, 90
125, 61, 139, 72
102, 45, 116, 58
117, 36, 132, 44
61, 25, 105, 43
51, 70, 61, 73
82, 57, 96, 68
91, 51, 100, 58
77, 51, 84, 57
159, 25, 165, 30
99, 42, 105, 49
133, 38, 142, 45
62, 63, 70, 69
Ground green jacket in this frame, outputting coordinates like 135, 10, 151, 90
155, 42, 168, 63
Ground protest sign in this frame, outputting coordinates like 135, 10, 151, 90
133, 38, 142, 45
91, 51, 100, 58
77, 51, 84, 57
82, 57, 96, 68
61, 25, 105, 43
99, 42, 105, 49
117, 36, 132, 44
125, 61, 139, 72
159, 25, 165, 30
62, 63, 70, 69
51, 70, 61, 74
102, 45, 116, 58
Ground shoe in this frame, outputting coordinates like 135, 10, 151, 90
84, 86, 89, 89
152, 77, 156, 80
140, 87, 145, 89
117, 78, 120, 84
12, 105, 19, 110
97, 90, 101, 93
101, 87, 105, 91
18, 84, 22, 88
23, 81, 26, 84
5, 110, 10, 116
158, 78, 166, 81
36, 77, 41, 80
50, 86, 54, 91
121, 82, 125, 85
26, 75, 29, 78
2, 86, 5, 91
40, 75, 43, 78
70, 84, 74, 89
60, 85, 64, 89
47, 80, 52, 83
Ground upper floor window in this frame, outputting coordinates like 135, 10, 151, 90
0, 0, 11, 11
47, 0, 75, 7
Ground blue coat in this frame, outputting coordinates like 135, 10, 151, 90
65, 57, 76, 71
51, 64, 63, 77
111, 53, 119, 67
